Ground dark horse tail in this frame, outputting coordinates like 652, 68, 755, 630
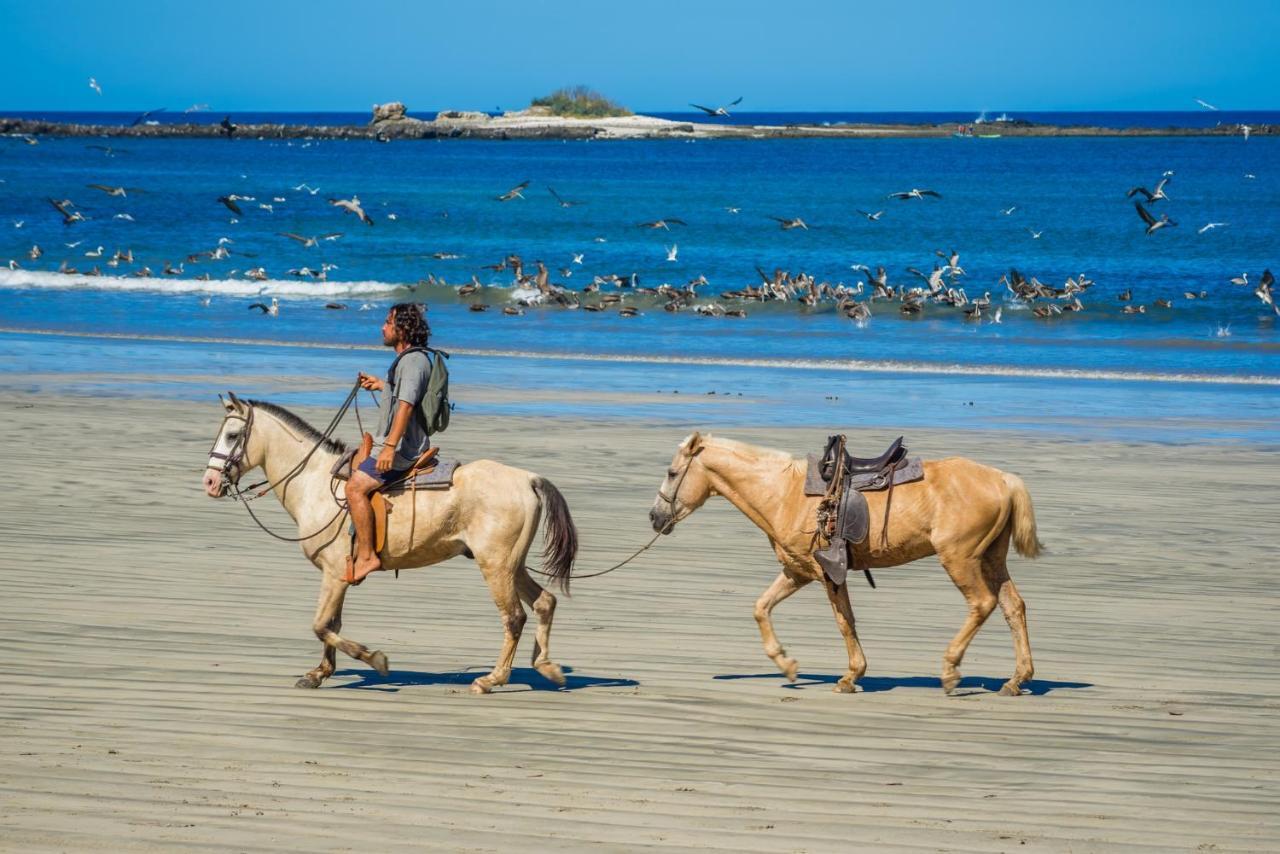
534, 477, 578, 593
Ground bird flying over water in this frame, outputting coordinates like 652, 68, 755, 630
886, 188, 942, 200
48, 198, 85, 225
88, 77, 102, 95
494, 180, 530, 202
1198, 222, 1228, 234
329, 195, 374, 225
248, 298, 279, 316
637, 218, 686, 230
1127, 176, 1171, 203
548, 186, 584, 207
689, 97, 743, 117
131, 108, 167, 127
278, 232, 343, 247
769, 216, 808, 230
1194, 98, 1218, 111
1135, 201, 1176, 235
665, 244, 678, 262
86, 183, 142, 198
217, 195, 244, 216
856, 210, 884, 221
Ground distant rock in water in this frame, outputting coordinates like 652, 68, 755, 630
370, 101, 407, 124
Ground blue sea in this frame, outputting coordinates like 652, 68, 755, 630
1, 113, 1277, 444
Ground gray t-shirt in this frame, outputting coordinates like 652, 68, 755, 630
375, 349, 432, 468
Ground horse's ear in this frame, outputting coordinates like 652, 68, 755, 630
685, 431, 704, 453
224, 391, 243, 412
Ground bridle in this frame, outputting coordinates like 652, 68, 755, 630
206, 405, 254, 494
657, 450, 698, 529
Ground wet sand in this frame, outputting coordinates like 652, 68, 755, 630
1, 390, 1277, 851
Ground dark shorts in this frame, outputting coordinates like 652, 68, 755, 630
356, 455, 410, 485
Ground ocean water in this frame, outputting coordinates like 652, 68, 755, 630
0, 127, 1277, 441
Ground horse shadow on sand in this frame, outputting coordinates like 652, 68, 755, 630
328, 665, 638, 694
713, 672, 1091, 696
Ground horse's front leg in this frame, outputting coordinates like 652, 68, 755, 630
754, 570, 810, 682
821, 576, 868, 694
295, 571, 388, 688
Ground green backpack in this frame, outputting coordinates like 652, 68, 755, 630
389, 346, 452, 435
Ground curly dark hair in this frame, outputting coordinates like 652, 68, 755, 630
389, 303, 430, 348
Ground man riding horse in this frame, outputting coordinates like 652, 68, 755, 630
347, 303, 433, 583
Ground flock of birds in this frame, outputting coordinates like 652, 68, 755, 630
5, 132, 1277, 324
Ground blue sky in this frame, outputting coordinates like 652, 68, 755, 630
1, 0, 1276, 112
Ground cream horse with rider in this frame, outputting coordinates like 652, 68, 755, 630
203, 392, 577, 694
650, 432, 1042, 696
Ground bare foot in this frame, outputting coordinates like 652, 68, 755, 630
349, 555, 383, 585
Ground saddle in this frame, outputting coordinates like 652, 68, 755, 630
805, 434, 924, 588
335, 434, 456, 585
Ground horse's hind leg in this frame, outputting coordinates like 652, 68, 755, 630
754, 570, 811, 682
939, 553, 998, 695
821, 576, 868, 694
984, 546, 1034, 696
471, 561, 527, 694
297, 572, 389, 688
517, 569, 565, 687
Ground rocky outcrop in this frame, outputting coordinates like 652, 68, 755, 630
370, 101, 407, 124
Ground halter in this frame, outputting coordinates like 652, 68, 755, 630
206, 406, 254, 492
657, 449, 697, 524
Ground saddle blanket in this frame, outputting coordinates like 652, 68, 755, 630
803, 455, 924, 496
384, 460, 459, 492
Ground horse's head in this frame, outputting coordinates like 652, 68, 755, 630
650, 432, 713, 534
203, 392, 256, 498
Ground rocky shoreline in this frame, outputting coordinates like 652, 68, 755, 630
2, 102, 1271, 141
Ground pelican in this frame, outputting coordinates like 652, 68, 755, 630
689, 97, 743, 117
1135, 202, 1176, 235
27, 244, 40, 259
329, 195, 374, 225
87, 184, 141, 198
1229, 273, 1249, 286
637, 218, 686, 230
217, 195, 244, 216
1127, 176, 1171, 203
84, 245, 103, 257
886, 188, 942, 200
248, 298, 279, 316
856, 210, 884, 221
548, 187, 584, 207
1257, 270, 1277, 314
494, 180, 529, 202
1183, 291, 1207, 300
769, 216, 808, 230
278, 232, 343, 248
48, 198, 85, 225
665, 244, 678, 262
89, 77, 102, 95
1198, 222, 1228, 234
258, 203, 274, 212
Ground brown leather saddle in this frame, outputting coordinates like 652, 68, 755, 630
806, 434, 923, 588
341, 433, 440, 584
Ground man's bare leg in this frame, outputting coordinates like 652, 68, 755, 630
345, 471, 383, 583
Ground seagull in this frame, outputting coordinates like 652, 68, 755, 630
1000, 205, 1017, 215
665, 244, 678, 262
856, 210, 884, 221
248, 298, 279, 316
769, 216, 808, 230
88, 77, 103, 95
1194, 98, 1218, 111
217, 195, 244, 215
278, 232, 343, 248
1135, 201, 1176, 235
886, 188, 942, 200
113, 213, 135, 221
572, 253, 584, 265
1198, 222, 1228, 234
494, 180, 529, 202
724, 206, 741, 214
86, 183, 140, 198
1027, 228, 1043, 239
258, 203, 274, 212
637, 218, 686, 230
12, 220, 24, 229
689, 97, 743, 117
1241, 124, 1252, 142
130, 108, 167, 127
292, 182, 320, 194
1127, 176, 1171, 203
548, 186, 584, 207
328, 195, 374, 225
65, 240, 82, 248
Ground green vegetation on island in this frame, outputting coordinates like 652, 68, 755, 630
530, 86, 632, 118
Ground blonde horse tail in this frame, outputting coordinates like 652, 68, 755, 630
533, 477, 578, 593
1003, 473, 1044, 559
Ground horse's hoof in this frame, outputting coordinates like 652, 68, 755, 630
833, 680, 856, 694
780, 657, 798, 682
470, 678, 493, 695
295, 675, 321, 689
368, 650, 389, 677
998, 681, 1023, 696
536, 662, 566, 687
941, 672, 961, 695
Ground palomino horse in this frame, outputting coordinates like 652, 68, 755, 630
649, 433, 1043, 696
202, 393, 577, 694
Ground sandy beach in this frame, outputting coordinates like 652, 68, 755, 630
0, 386, 1276, 852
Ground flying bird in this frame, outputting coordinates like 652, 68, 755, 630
1027, 228, 1043, 239
1194, 98, 1218, 111
665, 244, 678, 262
637, 218, 686, 230
886, 188, 942, 200
494, 180, 530, 202
689, 97, 743, 117
547, 186, 584, 207
1256, 270, 1277, 314
769, 216, 808, 230
48, 198, 85, 225
1127, 175, 1171, 203
278, 232, 343, 247
248, 298, 279, 316
86, 183, 141, 198
130, 108, 167, 127
856, 210, 884, 221
88, 77, 102, 95
1000, 205, 1017, 215
1135, 201, 1176, 235
1198, 222, 1228, 234
329, 195, 374, 225
217, 195, 244, 216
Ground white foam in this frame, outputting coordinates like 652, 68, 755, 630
0, 268, 411, 299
